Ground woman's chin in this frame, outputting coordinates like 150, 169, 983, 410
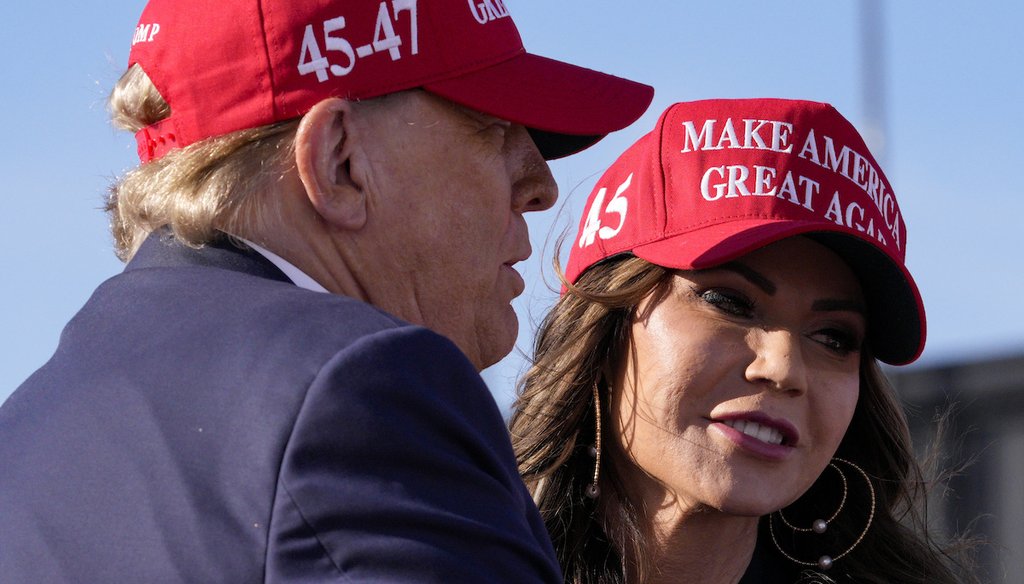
713, 492, 794, 519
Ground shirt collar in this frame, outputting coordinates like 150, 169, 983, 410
239, 238, 329, 294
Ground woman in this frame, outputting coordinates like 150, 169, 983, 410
511, 99, 974, 583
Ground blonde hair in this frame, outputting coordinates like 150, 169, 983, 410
105, 65, 300, 261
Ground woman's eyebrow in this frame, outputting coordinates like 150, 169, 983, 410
716, 261, 776, 295
697, 263, 864, 315
812, 298, 867, 316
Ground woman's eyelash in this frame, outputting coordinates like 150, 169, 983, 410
689, 284, 864, 357
812, 328, 863, 356
692, 287, 755, 317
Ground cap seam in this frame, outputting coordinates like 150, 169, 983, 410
254, 0, 279, 121
655, 110, 670, 240
624, 213, 873, 250
300, 46, 526, 105
388, 47, 526, 96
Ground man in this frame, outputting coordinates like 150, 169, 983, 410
0, 0, 652, 582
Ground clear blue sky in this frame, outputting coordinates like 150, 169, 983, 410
2, 1, 1023, 410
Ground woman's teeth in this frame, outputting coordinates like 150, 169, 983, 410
723, 419, 784, 445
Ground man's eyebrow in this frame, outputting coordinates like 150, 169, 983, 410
715, 261, 776, 295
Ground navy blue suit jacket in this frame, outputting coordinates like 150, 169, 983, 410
0, 232, 561, 583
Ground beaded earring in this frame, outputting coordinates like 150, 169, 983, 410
768, 457, 876, 571
585, 382, 602, 499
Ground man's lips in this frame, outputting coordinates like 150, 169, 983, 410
505, 246, 531, 267
501, 244, 531, 297
501, 262, 526, 298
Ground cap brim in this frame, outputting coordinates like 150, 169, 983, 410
632, 221, 926, 365
424, 53, 654, 160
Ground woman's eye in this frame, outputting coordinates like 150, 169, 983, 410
810, 328, 862, 356
696, 288, 755, 318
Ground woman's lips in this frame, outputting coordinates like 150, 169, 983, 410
708, 412, 800, 461
722, 418, 786, 445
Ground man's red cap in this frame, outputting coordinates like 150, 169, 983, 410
127, 0, 654, 163
565, 99, 926, 365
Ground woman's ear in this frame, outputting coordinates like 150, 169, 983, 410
295, 98, 367, 230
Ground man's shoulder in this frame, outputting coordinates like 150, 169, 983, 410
108, 253, 406, 338
109, 232, 420, 348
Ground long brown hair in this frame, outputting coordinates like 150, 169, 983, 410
509, 254, 975, 584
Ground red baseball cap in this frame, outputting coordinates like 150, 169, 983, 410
564, 99, 926, 365
127, 0, 654, 163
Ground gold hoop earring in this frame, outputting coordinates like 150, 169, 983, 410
778, 461, 849, 535
769, 458, 876, 571
585, 382, 602, 499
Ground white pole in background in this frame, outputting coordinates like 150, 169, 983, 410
860, 0, 889, 168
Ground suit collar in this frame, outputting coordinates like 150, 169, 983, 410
126, 230, 292, 285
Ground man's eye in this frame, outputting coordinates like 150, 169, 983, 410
477, 119, 510, 134
696, 288, 755, 318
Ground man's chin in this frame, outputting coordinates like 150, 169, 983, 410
476, 309, 520, 371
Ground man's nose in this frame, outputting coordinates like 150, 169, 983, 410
508, 125, 558, 213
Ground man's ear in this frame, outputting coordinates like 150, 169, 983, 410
295, 98, 367, 230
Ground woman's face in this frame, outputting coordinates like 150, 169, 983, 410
612, 236, 865, 518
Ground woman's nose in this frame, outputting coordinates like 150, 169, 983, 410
744, 329, 808, 396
